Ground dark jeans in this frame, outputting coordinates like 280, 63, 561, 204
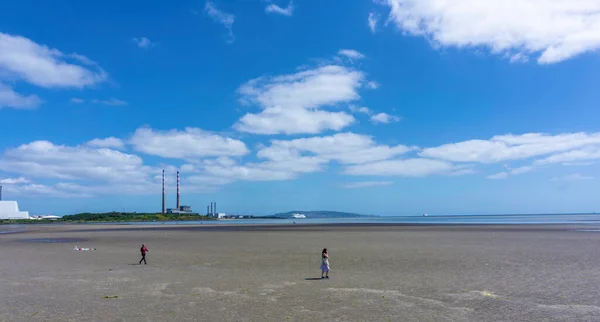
139, 254, 147, 264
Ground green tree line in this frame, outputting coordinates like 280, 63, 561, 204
1, 212, 216, 224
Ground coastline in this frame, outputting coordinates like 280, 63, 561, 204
3, 221, 599, 236
4, 212, 600, 226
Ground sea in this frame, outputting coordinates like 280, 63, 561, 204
65, 213, 600, 226
2, 214, 600, 234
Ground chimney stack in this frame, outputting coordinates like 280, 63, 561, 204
176, 171, 180, 210
214, 202, 217, 214
161, 169, 166, 214
0, 185, 3, 201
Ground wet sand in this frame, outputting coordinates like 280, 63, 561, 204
2, 223, 600, 321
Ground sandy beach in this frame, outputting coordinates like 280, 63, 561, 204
2, 223, 600, 321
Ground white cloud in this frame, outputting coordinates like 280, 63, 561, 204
132, 37, 153, 49
234, 65, 364, 135
204, 163, 297, 181
238, 65, 363, 109
196, 132, 414, 183
349, 105, 400, 124
0, 32, 107, 88
91, 98, 128, 106
0, 83, 41, 109
371, 112, 401, 124
449, 167, 476, 176
486, 165, 533, 179
343, 181, 393, 189
551, 174, 594, 182
563, 162, 596, 166
70, 53, 98, 67
368, 12, 380, 33
5, 128, 599, 197
235, 106, 355, 135
71, 98, 128, 106
0, 135, 249, 197
471, 136, 600, 180
509, 165, 533, 175
338, 49, 366, 60
535, 146, 600, 166
180, 164, 198, 172
381, 0, 600, 64
4, 178, 201, 198
349, 106, 371, 114
70, 97, 85, 104
421, 132, 600, 163
0, 141, 153, 183
86, 137, 125, 149
258, 132, 414, 165
254, 157, 326, 174
265, 1, 294, 16
200, 157, 312, 182
486, 172, 509, 180
129, 127, 249, 159
344, 158, 455, 177
0, 177, 30, 184
186, 175, 235, 186
205, 1, 235, 43
3, 183, 93, 198
509, 53, 529, 63
0, 152, 222, 198
349, 105, 371, 115
366, 81, 380, 89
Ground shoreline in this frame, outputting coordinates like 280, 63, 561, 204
3, 222, 599, 235
4, 213, 600, 226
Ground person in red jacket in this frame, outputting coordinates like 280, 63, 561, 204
139, 244, 149, 265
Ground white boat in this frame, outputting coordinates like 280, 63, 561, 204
291, 213, 306, 219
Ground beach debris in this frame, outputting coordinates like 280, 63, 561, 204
480, 291, 497, 298
102, 295, 119, 299
73, 245, 96, 251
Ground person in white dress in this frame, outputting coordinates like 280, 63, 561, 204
321, 248, 330, 279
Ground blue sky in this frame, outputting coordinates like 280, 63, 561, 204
1, 0, 600, 216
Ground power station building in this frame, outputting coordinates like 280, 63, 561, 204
167, 205, 193, 214
162, 170, 195, 214
0, 186, 29, 219
0, 201, 30, 219
160, 170, 228, 217
205, 202, 226, 218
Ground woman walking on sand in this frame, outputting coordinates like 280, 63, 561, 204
139, 244, 148, 265
321, 248, 330, 279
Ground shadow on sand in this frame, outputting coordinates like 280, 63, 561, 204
304, 277, 325, 281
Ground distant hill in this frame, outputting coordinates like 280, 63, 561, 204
264, 211, 376, 219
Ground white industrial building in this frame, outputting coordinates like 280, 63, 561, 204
0, 201, 30, 219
